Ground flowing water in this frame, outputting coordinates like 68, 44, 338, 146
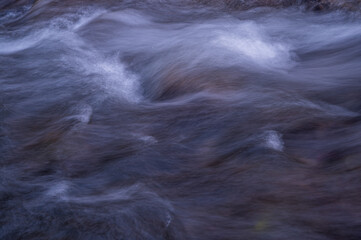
1, 0, 361, 239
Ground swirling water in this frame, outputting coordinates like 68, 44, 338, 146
1, 1, 361, 239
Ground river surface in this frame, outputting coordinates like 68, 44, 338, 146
1, 1, 361, 239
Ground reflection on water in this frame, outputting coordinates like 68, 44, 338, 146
1, 1, 361, 239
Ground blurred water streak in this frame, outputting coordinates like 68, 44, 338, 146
1, 1, 361, 239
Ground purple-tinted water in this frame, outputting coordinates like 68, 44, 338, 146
1, 1, 361, 239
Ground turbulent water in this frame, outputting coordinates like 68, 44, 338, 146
1, 0, 361, 239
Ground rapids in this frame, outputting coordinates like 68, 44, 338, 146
1, 1, 361, 239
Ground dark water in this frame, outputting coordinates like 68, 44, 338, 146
1, 1, 361, 239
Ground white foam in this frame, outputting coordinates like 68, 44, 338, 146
60, 183, 151, 203
0, 29, 50, 54
132, 133, 157, 144
0, 9, 104, 55
264, 130, 284, 151
212, 22, 292, 69
66, 104, 93, 123
68, 52, 142, 103
166, 213, 172, 228
72, 10, 106, 30
100, 9, 152, 26
0, 8, 141, 102
217, 35, 278, 61
46, 181, 69, 197
139, 135, 157, 143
